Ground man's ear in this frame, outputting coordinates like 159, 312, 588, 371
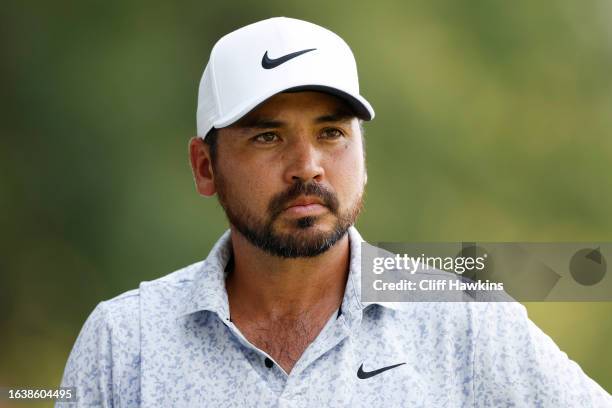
189, 137, 216, 196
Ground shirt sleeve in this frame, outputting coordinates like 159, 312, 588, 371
56, 302, 116, 408
473, 302, 612, 407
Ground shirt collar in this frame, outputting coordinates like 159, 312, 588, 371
178, 226, 402, 320
178, 229, 233, 319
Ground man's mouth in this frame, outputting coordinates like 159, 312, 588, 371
283, 196, 328, 216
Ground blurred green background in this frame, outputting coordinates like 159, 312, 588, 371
1, 0, 611, 405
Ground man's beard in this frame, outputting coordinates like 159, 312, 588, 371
215, 174, 363, 258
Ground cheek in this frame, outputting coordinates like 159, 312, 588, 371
217, 160, 280, 207
326, 144, 365, 199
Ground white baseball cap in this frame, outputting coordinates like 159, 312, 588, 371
196, 17, 375, 139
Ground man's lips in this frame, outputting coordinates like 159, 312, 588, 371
283, 197, 328, 216
285, 196, 324, 209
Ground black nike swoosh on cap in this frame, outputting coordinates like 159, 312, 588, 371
261, 48, 317, 69
357, 362, 406, 379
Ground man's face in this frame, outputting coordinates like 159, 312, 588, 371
195, 91, 366, 258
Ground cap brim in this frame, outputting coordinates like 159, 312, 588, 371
282, 85, 374, 121
212, 84, 374, 130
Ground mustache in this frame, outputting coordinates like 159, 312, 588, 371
268, 181, 340, 218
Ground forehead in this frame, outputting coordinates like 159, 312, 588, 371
231, 91, 356, 128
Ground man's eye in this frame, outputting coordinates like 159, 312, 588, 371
253, 132, 279, 143
321, 128, 344, 139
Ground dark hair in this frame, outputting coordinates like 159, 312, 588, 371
204, 127, 219, 166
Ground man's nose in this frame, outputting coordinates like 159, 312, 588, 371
283, 138, 324, 184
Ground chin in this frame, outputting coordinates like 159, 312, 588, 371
282, 215, 334, 232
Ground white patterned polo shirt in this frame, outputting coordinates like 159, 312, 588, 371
57, 227, 611, 407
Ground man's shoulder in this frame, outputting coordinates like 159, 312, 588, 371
100, 259, 205, 322
373, 299, 529, 345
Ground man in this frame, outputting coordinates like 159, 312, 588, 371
58, 17, 611, 407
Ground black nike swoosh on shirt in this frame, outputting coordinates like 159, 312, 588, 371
261, 48, 316, 69
357, 362, 406, 379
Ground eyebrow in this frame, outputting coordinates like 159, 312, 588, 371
314, 109, 355, 124
235, 108, 355, 129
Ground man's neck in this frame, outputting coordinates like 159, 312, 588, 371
225, 228, 350, 321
